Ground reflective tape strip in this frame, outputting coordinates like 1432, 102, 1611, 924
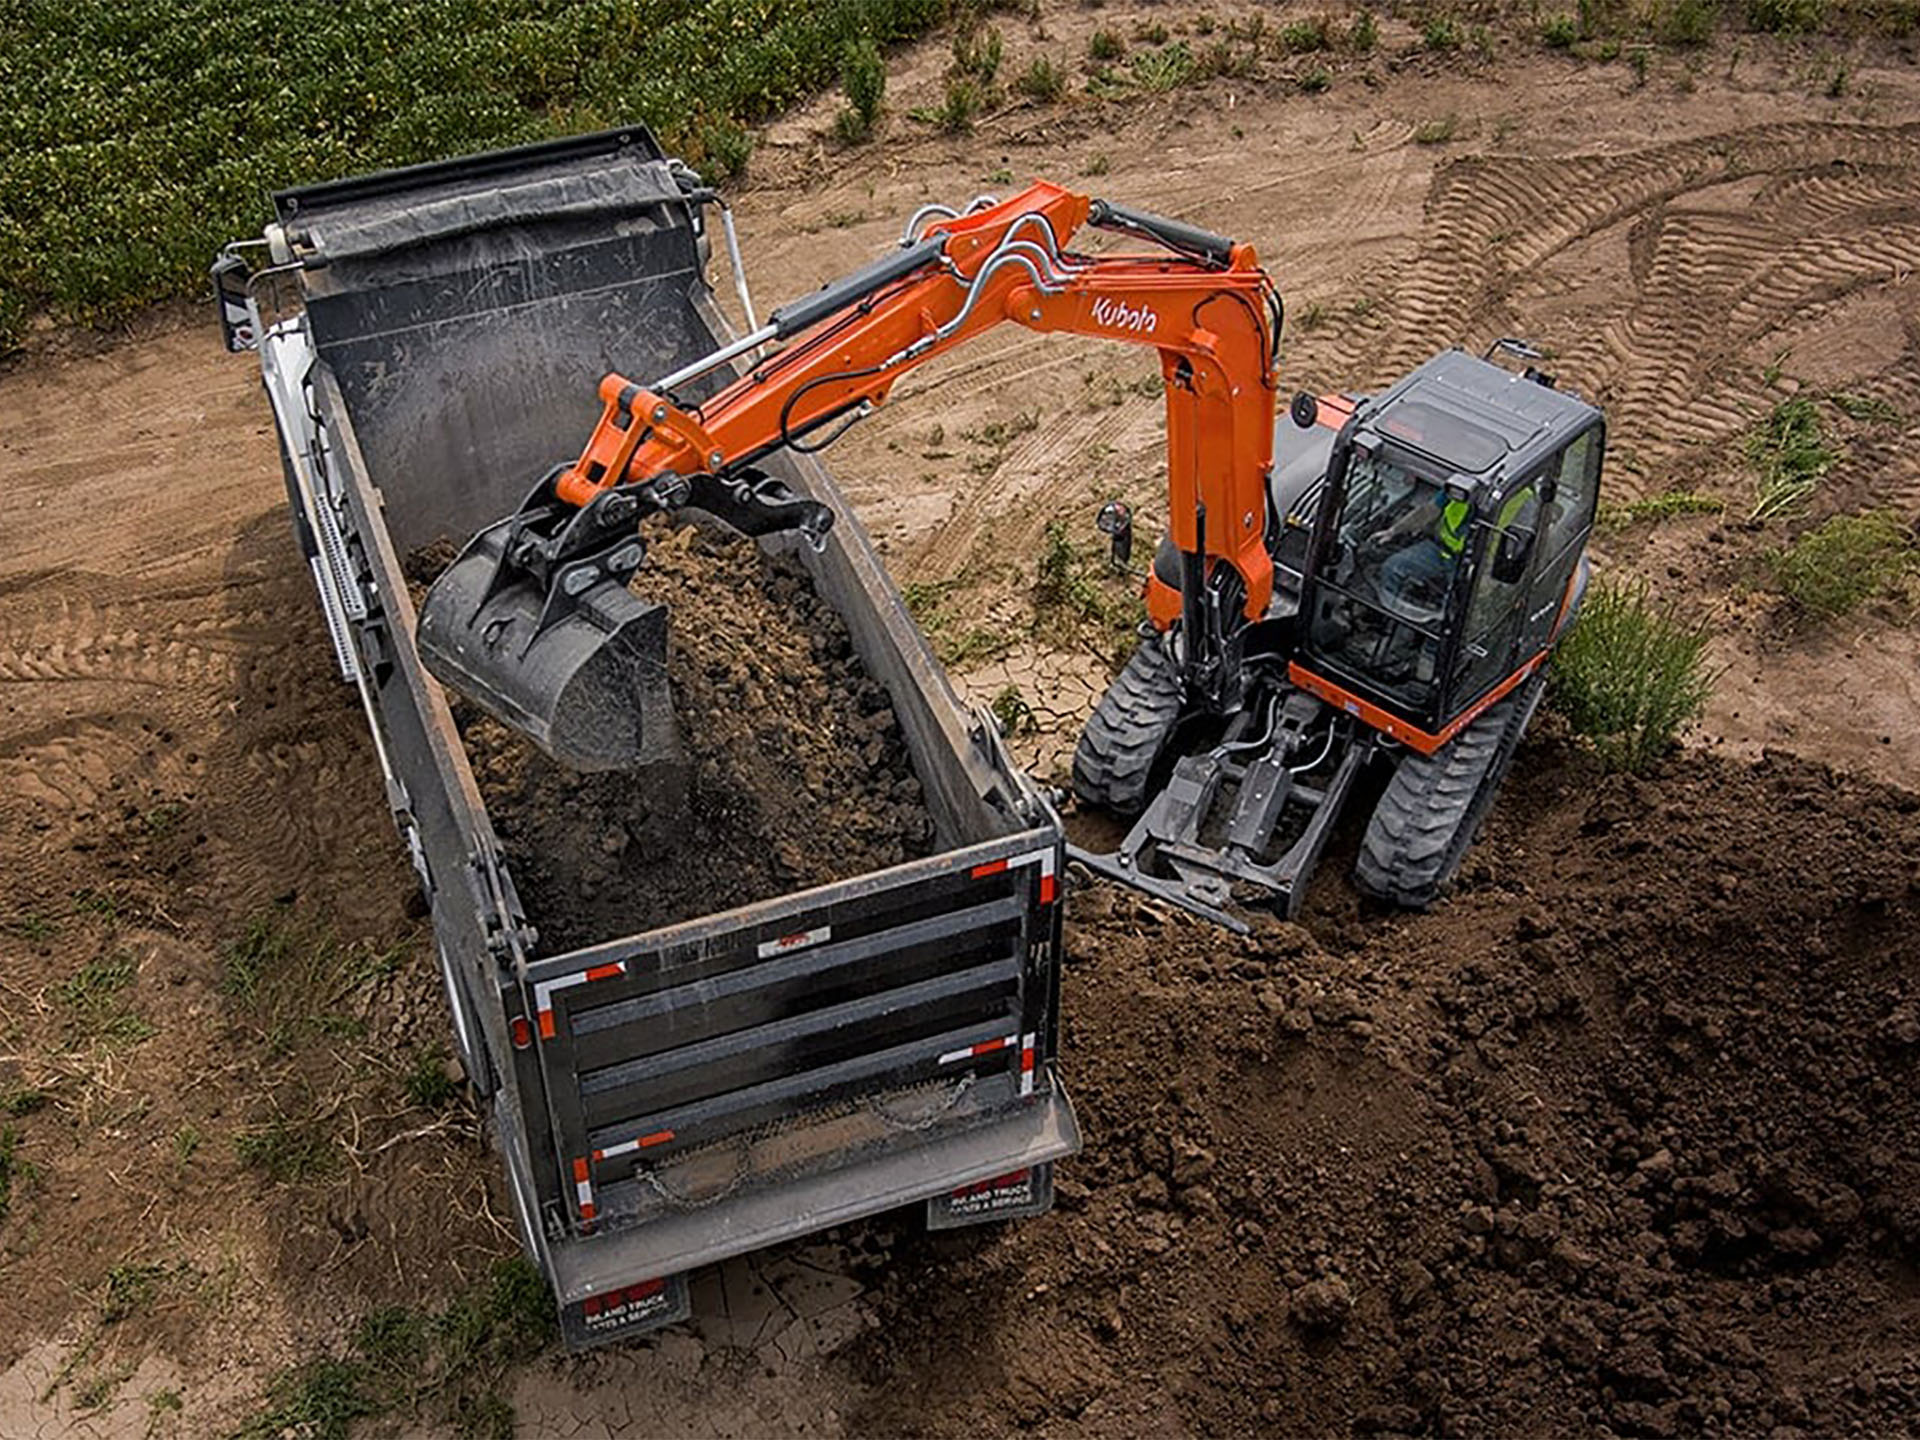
593, 1129, 676, 1162
939, 1032, 1019, 1066
757, 924, 832, 959
1019, 1032, 1037, 1095
534, 960, 630, 1039
572, 1156, 596, 1221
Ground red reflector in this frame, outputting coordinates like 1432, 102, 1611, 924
579, 1202, 597, 1221
971, 858, 1009, 879
585, 962, 623, 983
573, 1158, 590, 1183
510, 1016, 533, 1049
1021, 1047, 1036, 1072
971, 1037, 1009, 1056
1039, 873, 1057, 905
537, 1011, 557, 1040
639, 1129, 675, 1148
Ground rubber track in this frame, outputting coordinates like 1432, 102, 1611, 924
1072, 635, 1184, 817
1354, 669, 1547, 909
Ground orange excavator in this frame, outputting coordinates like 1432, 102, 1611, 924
417, 182, 1604, 921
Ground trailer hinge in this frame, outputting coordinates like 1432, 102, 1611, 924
469, 845, 535, 967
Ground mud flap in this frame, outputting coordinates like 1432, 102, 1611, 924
925, 1163, 1056, 1230
559, 1271, 692, 1349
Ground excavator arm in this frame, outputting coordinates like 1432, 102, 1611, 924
416, 183, 1283, 770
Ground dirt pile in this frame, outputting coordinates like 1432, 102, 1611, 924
845, 743, 1920, 1438
413, 520, 935, 953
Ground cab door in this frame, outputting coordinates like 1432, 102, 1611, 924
1444, 474, 1545, 717
1518, 423, 1604, 659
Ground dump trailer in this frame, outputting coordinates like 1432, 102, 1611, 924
213, 127, 1080, 1347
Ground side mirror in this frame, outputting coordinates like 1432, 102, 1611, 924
210, 252, 256, 353
1096, 499, 1134, 571
1491, 525, 1535, 584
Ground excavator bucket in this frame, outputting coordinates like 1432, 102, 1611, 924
415, 515, 680, 772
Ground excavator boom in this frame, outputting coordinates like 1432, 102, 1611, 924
417, 183, 1283, 770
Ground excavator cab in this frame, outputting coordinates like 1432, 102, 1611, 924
1292, 349, 1604, 747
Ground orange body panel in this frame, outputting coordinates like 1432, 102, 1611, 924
552, 183, 1281, 622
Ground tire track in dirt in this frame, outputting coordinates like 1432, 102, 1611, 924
1374, 122, 1920, 497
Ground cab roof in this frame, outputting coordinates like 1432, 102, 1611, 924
1356, 349, 1600, 489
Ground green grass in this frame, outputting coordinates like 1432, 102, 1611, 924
1551, 577, 1714, 773
1543, 13, 1581, 45
1127, 42, 1198, 92
1747, 0, 1826, 28
1748, 396, 1840, 520
1423, 14, 1464, 49
232, 1259, 555, 1440
0, 0, 949, 353
1414, 115, 1460, 144
0, 1124, 36, 1223
1770, 510, 1916, 616
1034, 520, 1142, 662
1280, 17, 1333, 51
1349, 10, 1380, 49
58, 954, 155, 1049
840, 33, 886, 141
404, 1049, 461, 1110
101, 1262, 165, 1324
235, 1115, 335, 1183
990, 685, 1035, 737
1829, 391, 1900, 424
1015, 55, 1069, 103
1088, 28, 1125, 61
1598, 489, 1725, 527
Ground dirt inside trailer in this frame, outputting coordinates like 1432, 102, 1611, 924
409, 522, 936, 953
6, 5, 1920, 1436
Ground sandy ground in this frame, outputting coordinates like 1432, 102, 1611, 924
2, 8, 1919, 1435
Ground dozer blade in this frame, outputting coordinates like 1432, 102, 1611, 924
416, 515, 681, 773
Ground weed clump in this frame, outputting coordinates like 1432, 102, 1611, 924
1748, 396, 1839, 520
1658, 0, 1719, 44
1770, 511, 1915, 616
1423, 14, 1463, 49
1550, 577, 1714, 773
1089, 28, 1125, 61
1349, 10, 1380, 49
1747, 0, 1825, 29
1542, 12, 1580, 43
1598, 490, 1725, 527
1017, 55, 1068, 102
835, 35, 886, 143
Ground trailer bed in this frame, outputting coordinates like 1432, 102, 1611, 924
229, 125, 1079, 1346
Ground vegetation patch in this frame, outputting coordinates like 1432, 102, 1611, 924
1034, 520, 1143, 665
0, 0, 950, 352
235, 1113, 336, 1183
1770, 511, 1916, 617
1550, 577, 1714, 773
1748, 397, 1839, 520
1598, 490, 1725, 527
58, 953, 154, 1049
0, 1124, 38, 1224
233, 1259, 555, 1440
835, 35, 887, 145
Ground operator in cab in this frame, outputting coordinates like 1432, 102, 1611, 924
1370, 487, 1470, 613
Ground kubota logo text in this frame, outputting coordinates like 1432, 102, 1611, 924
1091, 298, 1158, 334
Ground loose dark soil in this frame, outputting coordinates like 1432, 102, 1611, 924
411, 520, 935, 954
845, 742, 1920, 1438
